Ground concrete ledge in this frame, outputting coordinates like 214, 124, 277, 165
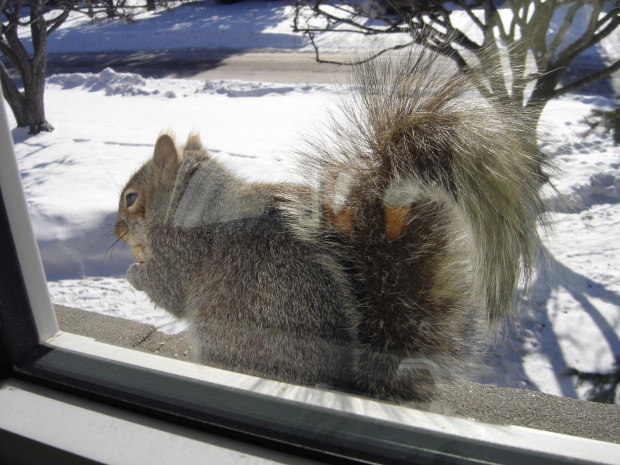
54, 305, 192, 360
432, 381, 620, 444
53, 305, 620, 445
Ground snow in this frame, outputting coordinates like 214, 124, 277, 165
5, 0, 620, 401
482, 94, 620, 398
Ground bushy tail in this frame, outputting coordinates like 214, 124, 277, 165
290, 46, 548, 401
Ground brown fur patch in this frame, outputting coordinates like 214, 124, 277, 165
325, 204, 353, 235
384, 206, 410, 240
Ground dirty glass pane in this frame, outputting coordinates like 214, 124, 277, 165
3, 0, 620, 453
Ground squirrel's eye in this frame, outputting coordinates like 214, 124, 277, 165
125, 192, 138, 208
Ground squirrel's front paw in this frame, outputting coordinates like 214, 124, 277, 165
127, 262, 146, 291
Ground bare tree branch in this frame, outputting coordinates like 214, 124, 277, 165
308, 31, 416, 65
556, 2, 620, 67
294, 0, 620, 130
555, 58, 620, 97
546, 0, 588, 64
47, 8, 72, 36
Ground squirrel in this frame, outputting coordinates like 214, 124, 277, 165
114, 47, 547, 402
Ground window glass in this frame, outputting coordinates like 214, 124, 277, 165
3, 0, 620, 453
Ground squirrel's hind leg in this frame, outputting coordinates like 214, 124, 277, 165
346, 184, 483, 402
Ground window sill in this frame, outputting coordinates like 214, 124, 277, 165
0, 377, 320, 465
47, 305, 620, 464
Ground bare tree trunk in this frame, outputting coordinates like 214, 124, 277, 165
22, 68, 52, 134
0, 0, 55, 134
0, 64, 52, 133
146, 0, 156, 11
106, 0, 116, 18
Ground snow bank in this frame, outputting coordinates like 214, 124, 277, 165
48, 68, 153, 96
48, 67, 328, 98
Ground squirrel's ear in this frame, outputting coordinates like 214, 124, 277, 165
152, 134, 179, 185
184, 132, 204, 152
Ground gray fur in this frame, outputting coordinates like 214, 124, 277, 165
115, 47, 548, 402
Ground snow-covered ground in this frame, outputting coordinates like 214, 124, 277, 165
6, 0, 620, 401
